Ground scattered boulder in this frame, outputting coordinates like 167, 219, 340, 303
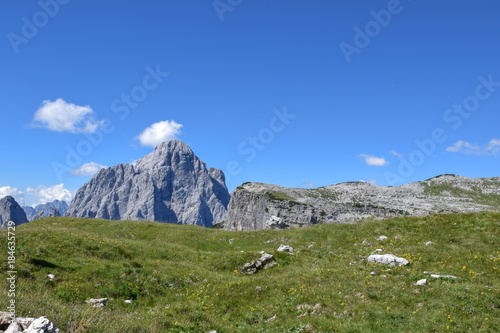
85, 298, 108, 307
414, 279, 427, 286
424, 241, 433, 246
242, 253, 277, 275
23, 316, 59, 333
367, 254, 409, 267
0, 315, 59, 333
277, 244, 293, 252
124, 300, 133, 304
47, 274, 55, 280
377, 236, 388, 241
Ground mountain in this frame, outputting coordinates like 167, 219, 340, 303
23, 206, 36, 221
65, 140, 230, 227
48, 208, 61, 217
23, 200, 68, 221
223, 175, 500, 231
0, 196, 28, 228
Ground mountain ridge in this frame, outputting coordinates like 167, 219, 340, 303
223, 174, 500, 230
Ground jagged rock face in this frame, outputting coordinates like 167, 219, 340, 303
65, 140, 230, 227
224, 175, 500, 231
0, 196, 28, 228
23, 200, 68, 221
32, 210, 45, 221
48, 208, 61, 217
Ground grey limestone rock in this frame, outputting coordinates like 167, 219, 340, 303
65, 140, 230, 227
224, 175, 500, 231
47, 208, 61, 217
367, 254, 409, 267
0, 196, 28, 228
31, 210, 45, 221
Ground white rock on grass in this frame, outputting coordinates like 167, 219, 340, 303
430, 274, 459, 279
23, 316, 59, 333
47, 274, 55, 280
85, 298, 108, 307
424, 241, 433, 246
367, 254, 409, 267
414, 279, 427, 286
277, 244, 294, 252
377, 236, 388, 241
124, 300, 133, 304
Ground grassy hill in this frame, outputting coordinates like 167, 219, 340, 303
1, 213, 499, 332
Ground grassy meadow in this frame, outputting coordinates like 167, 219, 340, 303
1, 213, 499, 332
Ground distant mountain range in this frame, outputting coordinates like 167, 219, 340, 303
1, 141, 499, 230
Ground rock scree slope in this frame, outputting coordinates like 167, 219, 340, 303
65, 140, 230, 227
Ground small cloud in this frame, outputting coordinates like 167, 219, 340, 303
302, 182, 315, 188
25, 184, 72, 205
446, 139, 499, 155
71, 162, 107, 177
136, 120, 183, 147
32, 98, 103, 133
0, 185, 24, 205
390, 150, 403, 157
358, 154, 388, 166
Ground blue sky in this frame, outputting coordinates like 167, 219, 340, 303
1, 0, 499, 206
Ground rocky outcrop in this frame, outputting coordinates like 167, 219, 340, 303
65, 140, 230, 227
23, 201, 68, 221
0, 196, 28, 228
224, 175, 500, 231
0, 313, 59, 333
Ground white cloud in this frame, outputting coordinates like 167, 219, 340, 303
446, 139, 499, 155
136, 120, 182, 147
302, 182, 315, 188
358, 154, 388, 166
32, 98, 103, 133
25, 184, 72, 205
0, 185, 24, 205
390, 150, 403, 157
71, 162, 107, 177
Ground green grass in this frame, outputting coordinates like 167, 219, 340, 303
1, 213, 500, 332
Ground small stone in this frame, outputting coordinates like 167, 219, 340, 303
47, 274, 55, 280
277, 244, 293, 252
229, 239, 234, 244
85, 298, 108, 307
414, 278, 427, 286
378, 236, 388, 241
424, 241, 433, 246
23, 316, 59, 333
124, 300, 133, 304
370, 271, 375, 276
308, 244, 314, 248
255, 286, 262, 292
367, 254, 409, 266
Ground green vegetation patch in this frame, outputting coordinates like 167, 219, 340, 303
1, 213, 499, 332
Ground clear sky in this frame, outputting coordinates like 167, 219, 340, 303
1, 0, 499, 207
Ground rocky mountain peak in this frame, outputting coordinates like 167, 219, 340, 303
0, 196, 28, 228
66, 140, 230, 227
